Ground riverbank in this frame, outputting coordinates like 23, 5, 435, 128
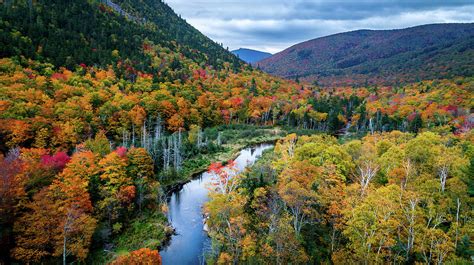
160, 126, 286, 192
89, 125, 319, 263
160, 124, 328, 192
160, 143, 275, 264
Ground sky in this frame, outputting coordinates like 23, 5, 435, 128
164, 0, 474, 54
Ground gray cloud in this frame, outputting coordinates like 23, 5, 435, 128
165, 0, 474, 53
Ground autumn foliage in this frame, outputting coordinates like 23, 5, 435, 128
109, 248, 162, 265
205, 131, 473, 263
208, 160, 239, 194
12, 151, 98, 263
0, 145, 158, 264
1, 1, 472, 264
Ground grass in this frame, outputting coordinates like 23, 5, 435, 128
88, 211, 170, 264
114, 212, 169, 252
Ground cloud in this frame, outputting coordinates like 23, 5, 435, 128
165, 0, 474, 53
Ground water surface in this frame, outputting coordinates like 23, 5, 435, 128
160, 144, 273, 265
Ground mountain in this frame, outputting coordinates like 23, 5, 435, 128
0, 0, 243, 71
1, 1, 473, 265
231, 48, 272, 64
257, 23, 474, 86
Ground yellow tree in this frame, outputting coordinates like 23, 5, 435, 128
206, 192, 248, 264
343, 185, 402, 263
273, 133, 297, 171
98, 150, 134, 233
127, 147, 156, 212
265, 214, 309, 265
277, 161, 319, 235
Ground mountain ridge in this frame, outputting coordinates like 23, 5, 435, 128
0, 0, 244, 72
232, 48, 272, 64
257, 23, 474, 86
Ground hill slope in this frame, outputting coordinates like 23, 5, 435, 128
257, 23, 474, 86
0, 0, 243, 71
0, 2, 473, 264
232, 48, 272, 64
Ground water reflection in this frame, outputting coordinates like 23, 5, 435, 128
160, 144, 273, 265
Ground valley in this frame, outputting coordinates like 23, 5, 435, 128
0, 0, 472, 264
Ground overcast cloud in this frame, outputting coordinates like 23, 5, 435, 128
164, 0, 474, 53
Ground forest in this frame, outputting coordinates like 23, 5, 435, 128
205, 132, 473, 264
0, 0, 473, 264
0, 49, 472, 264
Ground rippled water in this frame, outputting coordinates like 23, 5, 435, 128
160, 144, 273, 265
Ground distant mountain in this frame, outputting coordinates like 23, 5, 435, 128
257, 23, 474, 86
232, 48, 272, 64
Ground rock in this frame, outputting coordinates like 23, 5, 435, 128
164, 225, 176, 235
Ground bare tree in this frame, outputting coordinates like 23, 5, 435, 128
438, 165, 448, 192
402, 159, 413, 189
403, 198, 418, 259
454, 198, 460, 248
172, 130, 182, 171
357, 160, 379, 195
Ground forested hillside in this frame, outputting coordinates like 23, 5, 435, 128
257, 23, 474, 86
0, 0, 472, 264
1, 52, 472, 262
0, 0, 242, 71
1, 55, 472, 153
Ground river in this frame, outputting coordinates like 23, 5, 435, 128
160, 143, 274, 265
